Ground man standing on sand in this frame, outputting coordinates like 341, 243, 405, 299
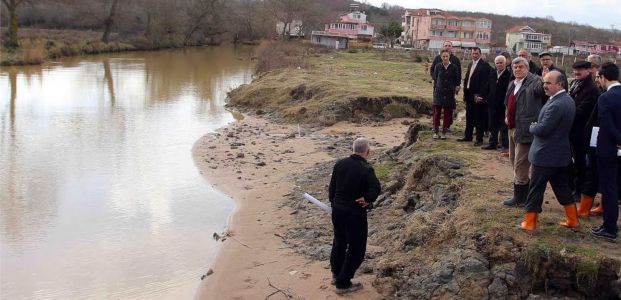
328, 137, 381, 294
519, 71, 577, 231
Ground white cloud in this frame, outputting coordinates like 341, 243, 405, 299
365, 0, 620, 30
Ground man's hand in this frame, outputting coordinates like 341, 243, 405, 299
355, 197, 369, 208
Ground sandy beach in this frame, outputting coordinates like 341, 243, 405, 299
192, 115, 411, 299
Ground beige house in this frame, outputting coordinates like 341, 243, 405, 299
505, 25, 552, 55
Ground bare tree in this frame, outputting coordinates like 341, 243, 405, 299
101, 0, 120, 43
2, 0, 29, 48
267, 0, 309, 38
183, 0, 225, 44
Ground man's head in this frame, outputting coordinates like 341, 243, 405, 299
512, 57, 529, 80
471, 47, 481, 61
572, 61, 591, 81
539, 52, 553, 69
543, 70, 566, 97
440, 49, 450, 63
500, 51, 512, 62
443, 41, 453, 52
518, 49, 531, 62
352, 137, 370, 158
495, 55, 506, 71
587, 54, 603, 76
597, 62, 620, 89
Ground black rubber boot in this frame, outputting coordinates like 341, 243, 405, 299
503, 184, 528, 207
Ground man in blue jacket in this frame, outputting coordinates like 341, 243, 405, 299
591, 62, 621, 241
520, 71, 577, 231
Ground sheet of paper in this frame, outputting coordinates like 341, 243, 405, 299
590, 126, 599, 147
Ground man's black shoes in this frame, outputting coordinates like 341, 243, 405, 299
481, 144, 497, 150
591, 227, 617, 242
335, 282, 363, 294
473, 141, 483, 146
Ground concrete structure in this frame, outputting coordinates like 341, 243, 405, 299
311, 4, 375, 49
401, 8, 492, 51
571, 40, 620, 54
505, 25, 551, 55
276, 20, 304, 37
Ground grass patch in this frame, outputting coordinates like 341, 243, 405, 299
373, 161, 397, 181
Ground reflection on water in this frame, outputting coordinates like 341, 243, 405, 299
0, 46, 254, 299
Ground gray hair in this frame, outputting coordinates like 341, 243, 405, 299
587, 54, 602, 67
352, 137, 370, 154
495, 55, 506, 63
512, 57, 529, 67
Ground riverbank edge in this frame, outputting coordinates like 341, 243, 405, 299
190, 115, 412, 299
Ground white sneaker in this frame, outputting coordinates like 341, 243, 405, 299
440, 133, 446, 140
433, 133, 439, 139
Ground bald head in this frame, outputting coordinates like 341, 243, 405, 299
494, 55, 506, 71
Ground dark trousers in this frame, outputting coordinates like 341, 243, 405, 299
464, 96, 488, 142
597, 156, 619, 234
525, 165, 574, 213
488, 104, 508, 148
330, 206, 367, 289
582, 148, 599, 196
433, 105, 453, 132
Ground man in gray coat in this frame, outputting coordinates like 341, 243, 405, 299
503, 57, 546, 207
520, 71, 578, 231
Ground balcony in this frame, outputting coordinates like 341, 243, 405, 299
430, 24, 446, 30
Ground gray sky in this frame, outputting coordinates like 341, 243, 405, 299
365, 0, 620, 31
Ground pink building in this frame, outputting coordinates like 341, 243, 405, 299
571, 40, 620, 54
401, 8, 492, 51
311, 4, 375, 48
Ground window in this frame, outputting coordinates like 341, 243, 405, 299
447, 20, 459, 26
445, 31, 457, 37
476, 32, 489, 39
432, 18, 446, 25
476, 20, 490, 28
463, 32, 473, 39
315, 37, 321, 43
430, 30, 443, 36
362, 25, 367, 31
462, 21, 474, 27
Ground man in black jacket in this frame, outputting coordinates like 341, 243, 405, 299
458, 47, 492, 145
482, 55, 511, 151
517, 48, 540, 75
537, 52, 568, 88
328, 137, 381, 294
568, 61, 600, 208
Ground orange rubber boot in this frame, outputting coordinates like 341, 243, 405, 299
590, 201, 604, 215
520, 212, 538, 231
559, 204, 579, 228
577, 194, 594, 218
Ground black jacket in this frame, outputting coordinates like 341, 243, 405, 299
568, 76, 600, 148
484, 68, 511, 109
329, 154, 381, 211
430, 53, 461, 80
529, 60, 540, 75
432, 62, 460, 107
463, 59, 492, 100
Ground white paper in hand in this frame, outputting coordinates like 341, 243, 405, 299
590, 127, 599, 148
303, 193, 332, 213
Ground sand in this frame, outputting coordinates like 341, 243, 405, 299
192, 115, 410, 299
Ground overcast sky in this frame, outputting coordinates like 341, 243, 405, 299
365, 0, 620, 30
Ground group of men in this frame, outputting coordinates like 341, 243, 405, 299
430, 41, 621, 241
324, 43, 620, 295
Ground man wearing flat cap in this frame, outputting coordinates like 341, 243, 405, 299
570, 61, 602, 215
537, 52, 568, 88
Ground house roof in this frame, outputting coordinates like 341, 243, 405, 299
507, 25, 536, 33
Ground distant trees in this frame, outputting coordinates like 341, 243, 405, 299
101, 0, 120, 43
2, 0, 30, 48
379, 21, 403, 48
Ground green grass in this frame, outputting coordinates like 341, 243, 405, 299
373, 161, 397, 181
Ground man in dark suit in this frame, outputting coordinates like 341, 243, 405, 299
482, 55, 511, 151
537, 52, 568, 88
458, 47, 492, 146
520, 70, 577, 231
567, 61, 600, 207
329, 138, 381, 293
591, 62, 621, 241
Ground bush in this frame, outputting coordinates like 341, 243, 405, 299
347, 48, 359, 53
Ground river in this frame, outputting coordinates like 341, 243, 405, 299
0, 46, 255, 299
